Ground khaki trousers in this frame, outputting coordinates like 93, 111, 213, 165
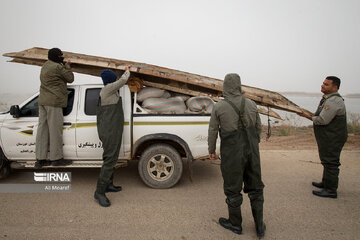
35, 105, 64, 160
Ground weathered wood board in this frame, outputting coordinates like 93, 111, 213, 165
3, 47, 314, 120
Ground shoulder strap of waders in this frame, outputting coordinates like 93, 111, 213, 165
97, 96, 102, 107
224, 98, 246, 128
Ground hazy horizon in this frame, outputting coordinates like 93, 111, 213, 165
1, 0, 359, 95
1, 86, 359, 98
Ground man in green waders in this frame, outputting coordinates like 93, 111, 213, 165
94, 66, 130, 207
312, 76, 348, 199
208, 73, 265, 238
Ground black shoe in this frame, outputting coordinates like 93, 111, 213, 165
312, 181, 324, 188
106, 184, 122, 193
34, 160, 50, 169
219, 217, 242, 235
312, 189, 337, 199
94, 191, 111, 207
257, 223, 266, 238
51, 159, 72, 166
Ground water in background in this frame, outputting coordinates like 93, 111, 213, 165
261, 95, 360, 126
2, 93, 360, 127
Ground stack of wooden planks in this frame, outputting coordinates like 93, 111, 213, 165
3, 47, 314, 120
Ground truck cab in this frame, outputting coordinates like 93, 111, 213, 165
0, 84, 215, 188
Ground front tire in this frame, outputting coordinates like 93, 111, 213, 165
138, 144, 183, 189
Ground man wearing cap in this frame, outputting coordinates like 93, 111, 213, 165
35, 48, 74, 168
94, 66, 131, 207
208, 73, 265, 238
312, 76, 348, 198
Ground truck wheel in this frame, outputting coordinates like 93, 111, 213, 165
138, 144, 183, 189
0, 148, 10, 180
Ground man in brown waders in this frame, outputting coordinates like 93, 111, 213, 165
208, 73, 266, 238
94, 66, 130, 207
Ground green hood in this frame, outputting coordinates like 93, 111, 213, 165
223, 73, 242, 98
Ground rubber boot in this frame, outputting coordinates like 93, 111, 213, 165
314, 167, 338, 198
34, 160, 45, 169
312, 181, 324, 188
321, 167, 326, 187
324, 167, 339, 193
219, 205, 242, 234
251, 204, 265, 236
312, 189, 337, 198
228, 205, 242, 232
106, 183, 122, 192
249, 191, 265, 237
313, 168, 325, 188
106, 173, 122, 192
94, 183, 110, 207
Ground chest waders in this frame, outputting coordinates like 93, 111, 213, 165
220, 98, 265, 234
94, 97, 124, 207
313, 94, 348, 192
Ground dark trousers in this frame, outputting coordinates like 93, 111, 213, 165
314, 114, 347, 192
96, 98, 124, 193
318, 145, 342, 192
97, 138, 122, 189
220, 127, 264, 229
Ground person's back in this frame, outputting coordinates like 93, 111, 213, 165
212, 97, 260, 133
35, 48, 74, 168
208, 74, 261, 154
39, 58, 74, 108
208, 73, 265, 238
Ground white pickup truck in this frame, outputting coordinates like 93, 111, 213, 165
0, 84, 216, 188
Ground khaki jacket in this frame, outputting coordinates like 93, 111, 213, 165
38, 60, 74, 108
312, 92, 346, 125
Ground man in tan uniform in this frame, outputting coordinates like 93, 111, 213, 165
35, 48, 74, 168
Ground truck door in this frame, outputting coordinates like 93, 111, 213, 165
75, 87, 102, 159
0, 88, 77, 160
75, 86, 128, 160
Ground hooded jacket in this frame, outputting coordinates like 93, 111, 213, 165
38, 60, 74, 108
208, 73, 262, 154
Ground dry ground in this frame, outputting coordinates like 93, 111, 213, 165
0, 130, 359, 240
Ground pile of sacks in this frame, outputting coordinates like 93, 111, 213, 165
137, 87, 214, 114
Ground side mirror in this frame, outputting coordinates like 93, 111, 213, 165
10, 105, 21, 118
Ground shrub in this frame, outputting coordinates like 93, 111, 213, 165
278, 125, 294, 136
347, 112, 360, 134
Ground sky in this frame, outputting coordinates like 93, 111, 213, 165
0, 0, 359, 97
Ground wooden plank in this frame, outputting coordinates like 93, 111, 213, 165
9, 58, 282, 119
4, 47, 314, 120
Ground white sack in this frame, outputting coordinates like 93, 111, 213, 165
171, 93, 190, 101
137, 87, 166, 102
186, 97, 214, 113
161, 91, 171, 99
142, 97, 186, 114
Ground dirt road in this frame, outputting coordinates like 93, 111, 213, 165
0, 149, 359, 240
